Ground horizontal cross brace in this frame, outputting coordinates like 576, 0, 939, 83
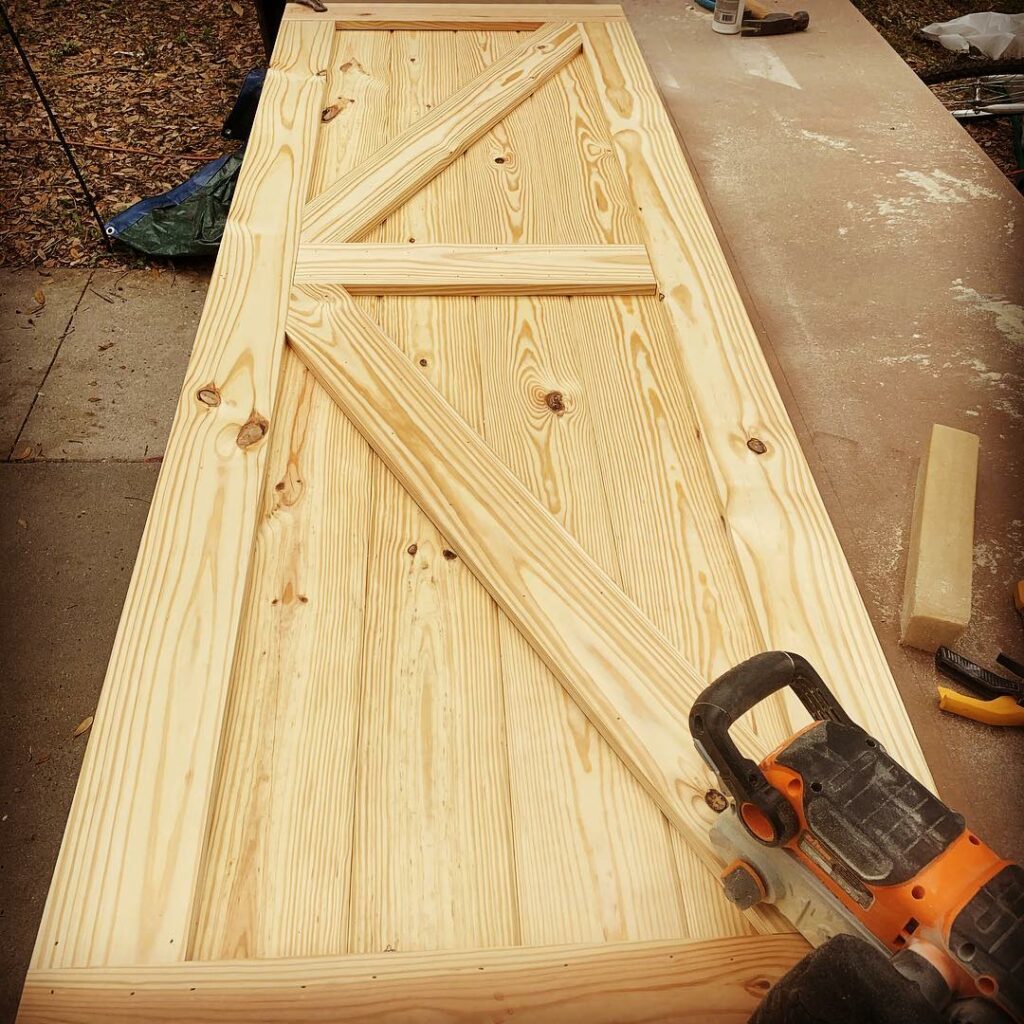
293, 244, 657, 295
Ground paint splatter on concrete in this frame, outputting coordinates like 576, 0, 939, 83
951, 281, 1024, 347
800, 129, 854, 151
937, 348, 1024, 420
898, 169, 998, 203
871, 169, 1001, 226
862, 519, 905, 610
879, 352, 933, 368
974, 541, 1003, 576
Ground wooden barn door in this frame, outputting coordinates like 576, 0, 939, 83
21, 7, 930, 1022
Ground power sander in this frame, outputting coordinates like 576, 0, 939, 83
690, 651, 1023, 1023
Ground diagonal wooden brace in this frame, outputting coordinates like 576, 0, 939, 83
300, 22, 582, 244
285, 285, 783, 923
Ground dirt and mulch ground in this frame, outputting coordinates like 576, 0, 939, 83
0, 0, 1022, 270
851, 0, 1024, 178
0, 0, 263, 268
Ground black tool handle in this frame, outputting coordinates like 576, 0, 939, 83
936, 646, 1023, 700
689, 651, 855, 846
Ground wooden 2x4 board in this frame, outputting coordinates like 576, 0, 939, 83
18, 5, 933, 1021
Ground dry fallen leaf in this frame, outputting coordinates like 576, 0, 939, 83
32, 287, 46, 309
17, 518, 27, 529
12, 445, 34, 461
230, 0, 243, 14
73, 715, 94, 738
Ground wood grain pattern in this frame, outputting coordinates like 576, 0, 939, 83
475, 297, 688, 944
293, 243, 656, 294
581, 19, 933, 785
23, 9, 936, 999
188, 351, 373, 960
18, 934, 808, 1024
301, 23, 582, 244
306, 29, 391, 201
189, 25, 392, 960
285, 285, 778, 922
28, 20, 333, 970
343, 33, 517, 954
282, 4, 626, 28
444, 46, 688, 945
356, 29, 692, 942
900, 424, 979, 652
349, 458, 516, 952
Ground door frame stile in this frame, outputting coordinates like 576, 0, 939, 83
27, 18, 334, 973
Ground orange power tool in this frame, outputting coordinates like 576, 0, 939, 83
690, 652, 1024, 1023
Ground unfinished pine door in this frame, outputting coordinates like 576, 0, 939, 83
19, 6, 931, 1021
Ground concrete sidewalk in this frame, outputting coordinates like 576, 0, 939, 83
0, 267, 208, 1020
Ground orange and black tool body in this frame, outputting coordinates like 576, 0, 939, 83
690, 652, 1024, 1022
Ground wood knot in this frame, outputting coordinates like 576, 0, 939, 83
705, 789, 729, 813
746, 437, 768, 455
442, 549, 457, 561
544, 390, 566, 416
196, 384, 221, 407
321, 99, 352, 123
407, 543, 418, 556
236, 412, 269, 449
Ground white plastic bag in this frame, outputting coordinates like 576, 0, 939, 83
921, 12, 1024, 60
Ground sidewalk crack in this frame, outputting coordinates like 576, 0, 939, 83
6, 269, 94, 461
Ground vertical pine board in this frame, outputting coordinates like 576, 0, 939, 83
566, 296, 790, 749
477, 297, 689, 943
29, 20, 333, 970
307, 30, 393, 199
187, 28, 392, 960
581, 20, 933, 786
344, 29, 517, 953
454, 37, 766, 940
188, 352, 374, 959
442, 37, 688, 944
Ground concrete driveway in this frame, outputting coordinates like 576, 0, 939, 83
0, 266, 208, 1019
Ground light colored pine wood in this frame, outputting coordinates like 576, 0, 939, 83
581, 19, 933, 786
306, 29, 392, 200
189, 26, 392, 961
293, 243, 656, 294
23, 10, 937, 1002
448, 47, 688, 945
380, 29, 692, 942
526, 52, 788, 749
475, 297, 688, 944
188, 351, 373, 960
18, 934, 808, 1024
28, 20, 334, 971
349, 460, 516, 952
398, 34, 770, 942
282, 3, 626, 28
343, 31, 517, 954
285, 285, 779, 929
301, 23, 582, 244
900, 424, 979, 652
